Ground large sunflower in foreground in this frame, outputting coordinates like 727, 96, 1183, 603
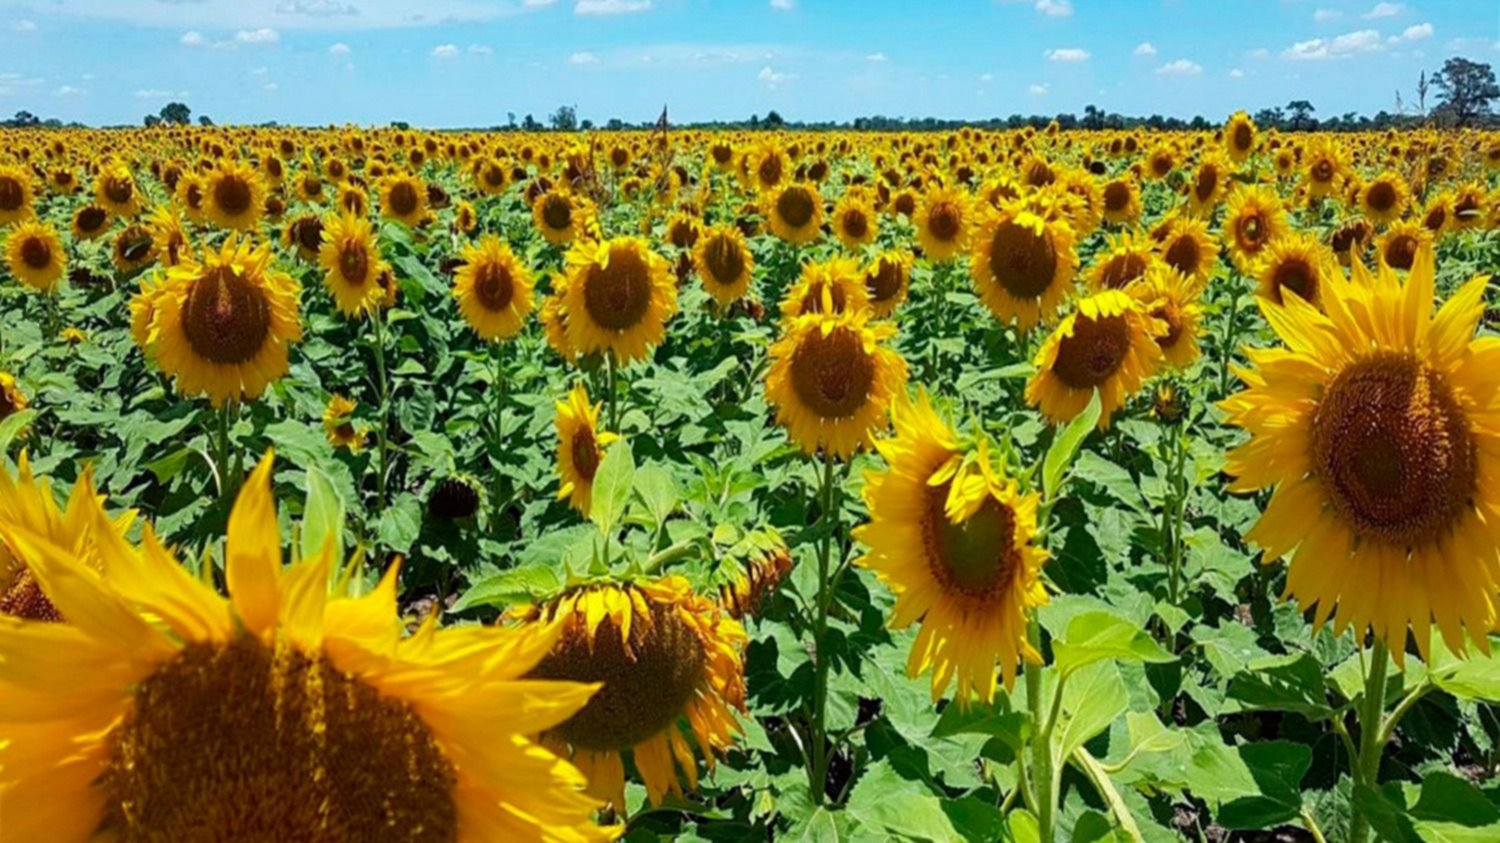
1026, 290, 1163, 428
692, 224, 755, 308
454, 234, 534, 341
518, 578, 747, 809
0, 454, 618, 842
969, 205, 1078, 331
765, 310, 909, 458
150, 236, 303, 406
556, 384, 618, 516
562, 237, 677, 364
317, 210, 389, 318
855, 391, 1048, 704
4, 220, 66, 293
1221, 244, 1500, 660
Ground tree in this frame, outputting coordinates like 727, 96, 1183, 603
198, 115, 214, 126
580, 118, 594, 130
143, 114, 162, 127
606, 117, 624, 131
1432, 57, 1499, 126
764, 110, 784, 128
549, 105, 578, 131
522, 113, 539, 131
159, 102, 192, 126
1082, 104, 1104, 130
507, 111, 516, 129
1286, 100, 1316, 131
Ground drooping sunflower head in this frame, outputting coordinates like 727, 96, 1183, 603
204, 160, 267, 232
1221, 243, 1500, 660
692, 223, 755, 308
521, 577, 747, 809
767, 181, 825, 245
1126, 265, 1205, 369
765, 310, 910, 458
4, 220, 66, 293
562, 237, 678, 364
1026, 290, 1163, 428
1087, 230, 1161, 292
317, 210, 389, 318
779, 256, 870, 323
321, 394, 365, 452
533, 188, 590, 246
378, 171, 427, 227
863, 250, 914, 319
0, 163, 36, 225
1359, 170, 1410, 225
1375, 219, 1431, 272
914, 184, 973, 262
832, 188, 879, 250
1222, 184, 1288, 273
1154, 214, 1217, 284
1224, 111, 1258, 162
151, 235, 303, 406
94, 161, 141, 217
855, 391, 1048, 704
1257, 233, 1335, 308
969, 205, 1078, 331
147, 204, 191, 269
555, 383, 618, 515
453, 233, 535, 341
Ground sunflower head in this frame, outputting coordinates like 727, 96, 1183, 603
0, 370, 28, 427
562, 237, 678, 364
1257, 233, 1335, 308
1087, 231, 1161, 292
453, 234, 535, 341
555, 384, 619, 516
204, 161, 267, 232
95, 161, 141, 217
534, 189, 591, 246
0, 164, 36, 225
322, 394, 365, 452
5, 220, 66, 293
378, 172, 427, 227
147, 204, 191, 269
1154, 214, 1217, 283
1026, 290, 1163, 428
317, 210, 389, 318
283, 213, 324, 262
1099, 176, 1142, 225
969, 205, 1078, 331
71, 204, 112, 241
863, 250, 914, 319
1376, 219, 1431, 272
832, 188, 879, 250
1359, 170, 1410, 225
1185, 153, 1232, 216
111, 223, 157, 275
1126, 266, 1205, 369
692, 224, 755, 308
1224, 111, 1258, 162
779, 256, 870, 323
914, 185, 973, 262
1222, 184, 1288, 273
767, 181, 825, 245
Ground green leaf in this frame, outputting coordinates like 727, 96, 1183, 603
1006, 809, 1040, 843
1353, 783, 1420, 843
0, 409, 37, 455
450, 564, 563, 613
376, 494, 422, 554
299, 466, 345, 572
1429, 637, 1500, 701
1216, 741, 1312, 830
1042, 389, 1101, 501
930, 695, 1029, 753
846, 761, 959, 841
1052, 611, 1175, 677
792, 808, 852, 843
1056, 661, 1128, 760
1071, 810, 1126, 843
1227, 652, 1335, 721
634, 463, 679, 532
589, 440, 635, 536
144, 447, 192, 484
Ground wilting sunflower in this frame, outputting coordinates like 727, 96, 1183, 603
863, 250, 914, 319
779, 257, 870, 323
453, 234, 534, 341
1223, 111, 1258, 163
1222, 185, 1288, 273
831, 189, 879, 250
1257, 233, 1336, 308
767, 182, 824, 245
855, 391, 1048, 704
1185, 154, 1231, 216
519, 577, 746, 809
1099, 176, 1142, 226
1026, 291, 1163, 428
765, 310, 909, 458
914, 185, 973, 262
1127, 267, 1205, 369
1087, 231, 1160, 292
1221, 244, 1500, 660
969, 205, 1078, 331
1376, 219, 1431, 272
4, 220, 66, 293
562, 237, 677, 364
555, 384, 617, 516
204, 160, 267, 232
693, 224, 755, 308
0, 370, 27, 426
1359, 170, 1410, 225
70, 204, 111, 241
146, 205, 190, 269
378, 172, 427, 227
322, 394, 365, 452
0, 164, 35, 225
151, 236, 302, 406
534, 189, 590, 246
317, 210, 389, 318
1155, 214, 1217, 284
94, 161, 141, 218
0, 454, 617, 842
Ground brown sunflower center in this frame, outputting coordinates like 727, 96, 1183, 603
302, 175, 323, 198
1194, 166, 1219, 203
102, 638, 457, 843
1270, 257, 1318, 305
19, 236, 51, 270
1053, 312, 1130, 390
923, 478, 1020, 598
1232, 122, 1253, 153
105, 176, 134, 205
1311, 351, 1476, 548
1098, 252, 1148, 290
294, 217, 323, 253
388, 181, 419, 217
1423, 205, 1447, 232
181, 266, 273, 365
840, 208, 869, 240
1367, 181, 1398, 213
473, 260, 515, 312
1312, 160, 1334, 183
77, 206, 108, 233
758, 154, 784, 187
1152, 300, 1184, 350
926, 202, 961, 242
1103, 182, 1131, 212
570, 427, 601, 482
1384, 234, 1418, 270
1236, 212, 1268, 251
669, 220, 698, 250
582, 245, 653, 331
530, 598, 707, 750
339, 242, 369, 286
541, 194, 573, 231
0, 176, 23, 211
117, 226, 153, 264
213, 175, 253, 216
866, 258, 904, 303
185, 183, 205, 210
893, 193, 917, 217
987, 220, 1058, 300
483, 164, 506, 187
702, 234, 745, 286
788, 324, 876, 419
0, 567, 62, 622
1164, 233, 1202, 277
776, 186, 816, 229
1151, 154, 1173, 177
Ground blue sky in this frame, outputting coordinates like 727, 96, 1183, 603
1, 0, 1496, 127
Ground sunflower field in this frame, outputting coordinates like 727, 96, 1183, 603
2, 118, 1500, 843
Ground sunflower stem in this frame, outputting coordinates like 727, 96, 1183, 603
1217, 276, 1243, 398
371, 309, 391, 514
605, 349, 620, 432
1349, 637, 1391, 843
808, 449, 839, 806
490, 340, 508, 539
1025, 616, 1059, 842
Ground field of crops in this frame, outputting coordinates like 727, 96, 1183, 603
2, 118, 1500, 842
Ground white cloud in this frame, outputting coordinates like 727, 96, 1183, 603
180, 30, 206, 47
570, 51, 599, 64
1392, 23, 1433, 43
575, 0, 652, 15
1283, 28, 1384, 60
1229, 68, 1245, 78
55, 85, 86, 96
1034, 0, 1072, 17
758, 65, 794, 85
770, 0, 795, 9
1156, 58, 1203, 75
1044, 47, 1090, 62
1247, 47, 1270, 60
275, 0, 357, 14
1133, 42, 1157, 56
263, 82, 278, 92
1028, 83, 1048, 95
979, 72, 994, 83
1313, 9, 1341, 22
328, 42, 350, 55
1363, 2, 1403, 19
134, 88, 187, 99
866, 52, 887, 62
432, 43, 459, 58
11, 20, 36, 32
249, 66, 269, 75
524, 0, 558, 6
234, 28, 280, 45
468, 43, 493, 54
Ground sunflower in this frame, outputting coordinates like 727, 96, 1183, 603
204, 161, 267, 232
766, 182, 824, 245
0, 453, 617, 841
1257, 233, 1335, 308
1099, 176, 1142, 225
745, 140, 790, 193
70, 204, 111, 241
1127, 267, 1205, 369
150, 236, 302, 406
1358, 170, 1410, 225
1301, 141, 1347, 198
1420, 192, 1453, 235
1026, 291, 1163, 428
520, 578, 746, 809
831, 189, 879, 250
855, 391, 1048, 704
94, 161, 141, 217
665, 212, 701, 252
337, 183, 367, 218
1087, 231, 1161, 292
534, 189, 590, 246
129, 275, 166, 356
969, 205, 1078, 331
0, 370, 27, 426
175, 172, 208, 224
562, 237, 677, 364
0, 164, 35, 225
378, 172, 427, 227
322, 394, 365, 452
111, 224, 157, 275
555, 384, 618, 516
146, 205, 190, 269
692, 224, 755, 308
453, 234, 535, 341
454, 200, 478, 234
59, 326, 87, 345
1329, 218, 1375, 266
0, 455, 85, 622
1221, 185, 1288, 273
779, 257, 870, 322
765, 310, 909, 458
1223, 111, 1258, 163
317, 210, 389, 318
295, 167, 326, 205
1185, 154, 1231, 216
914, 185, 973, 262
1155, 214, 1217, 284
1375, 219, 1431, 272
474, 157, 511, 196
1145, 145, 1176, 180
1221, 244, 1500, 660
542, 286, 577, 361
863, 250, 914, 319
283, 213, 324, 262
4, 220, 66, 293
1451, 181, 1487, 231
